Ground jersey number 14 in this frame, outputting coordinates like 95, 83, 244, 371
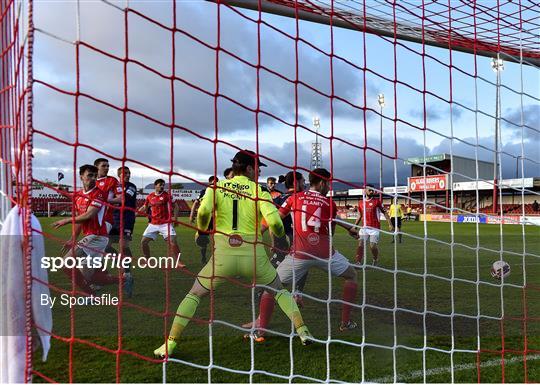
301, 205, 321, 233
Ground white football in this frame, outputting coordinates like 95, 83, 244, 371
491, 260, 510, 280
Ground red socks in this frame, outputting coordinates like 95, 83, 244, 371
258, 292, 276, 334
341, 281, 358, 324
62, 267, 95, 295
90, 269, 119, 285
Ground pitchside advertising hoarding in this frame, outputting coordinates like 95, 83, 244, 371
421, 213, 540, 225
408, 174, 448, 192
142, 189, 200, 200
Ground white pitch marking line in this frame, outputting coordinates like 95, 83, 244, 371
371, 354, 540, 383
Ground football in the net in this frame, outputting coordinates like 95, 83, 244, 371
491, 260, 510, 279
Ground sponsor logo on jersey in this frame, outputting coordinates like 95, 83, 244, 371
228, 234, 244, 247
307, 233, 320, 245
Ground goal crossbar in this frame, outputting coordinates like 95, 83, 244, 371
211, 0, 540, 67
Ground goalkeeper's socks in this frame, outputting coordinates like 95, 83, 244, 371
258, 292, 275, 334
341, 281, 358, 324
170, 293, 201, 340
275, 289, 305, 330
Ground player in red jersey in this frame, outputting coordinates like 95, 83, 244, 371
94, 158, 122, 232
246, 168, 359, 342
93, 158, 129, 285
52, 165, 112, 295
352, 185, 393, 266
138, 179, 183, 266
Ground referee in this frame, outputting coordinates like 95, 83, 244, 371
389, 199, 404, 243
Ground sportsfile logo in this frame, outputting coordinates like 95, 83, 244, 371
41, 253, 184, 272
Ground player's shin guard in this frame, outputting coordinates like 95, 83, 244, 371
62, 267, 95, 295
341, 281, 358, 324
169, 293, 200, 341
275, 289, 306, 331
258, 292, 275, 334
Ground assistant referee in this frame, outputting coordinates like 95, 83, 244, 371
389, 200, 404, 243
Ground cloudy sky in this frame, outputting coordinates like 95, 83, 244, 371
31, 0, 539, 190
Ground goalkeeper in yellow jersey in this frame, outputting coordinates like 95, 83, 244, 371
154, 150, 313, 358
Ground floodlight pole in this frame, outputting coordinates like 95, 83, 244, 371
491, 56, 504, 214
310, 116, 322, 170
378, 93, 385, 199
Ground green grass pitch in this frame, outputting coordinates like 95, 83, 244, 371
33, 217, 540, 383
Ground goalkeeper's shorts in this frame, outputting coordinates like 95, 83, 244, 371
196, 244, 277, 291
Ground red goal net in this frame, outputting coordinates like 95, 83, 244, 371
1, 0, 539, 383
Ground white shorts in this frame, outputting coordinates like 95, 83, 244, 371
359, 228, 380, 244
105, 222, 112, 234
78, 235, 108, 263
277, 251, 350, 285
142, 223, 176, 240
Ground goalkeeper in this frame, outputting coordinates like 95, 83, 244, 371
154, 150, 313, 358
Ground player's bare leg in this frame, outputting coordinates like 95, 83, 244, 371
370, 243, 379, 266
168, 236, 185, 268
90, 242, 120, 286
293, 273, 308, 308
338, 266, 358, 331
355, 239, 366, 265
141, 236, 152, 259
61, 248, 96, 295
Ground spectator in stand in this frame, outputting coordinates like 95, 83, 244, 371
533, 200, 539, 213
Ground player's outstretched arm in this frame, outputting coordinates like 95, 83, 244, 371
61, 224, 83, 252
381, 206, 394, 231
137, 203, 148, 214
172, 200, 179, 225
52, 205, 101, 228
189, 200, 200, 223
354, 208, 362, 227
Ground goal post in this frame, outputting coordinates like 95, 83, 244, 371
46, 201, 73, 217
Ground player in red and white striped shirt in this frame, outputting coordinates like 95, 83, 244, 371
352, 185, 393, 266
138, 179, 183, 267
